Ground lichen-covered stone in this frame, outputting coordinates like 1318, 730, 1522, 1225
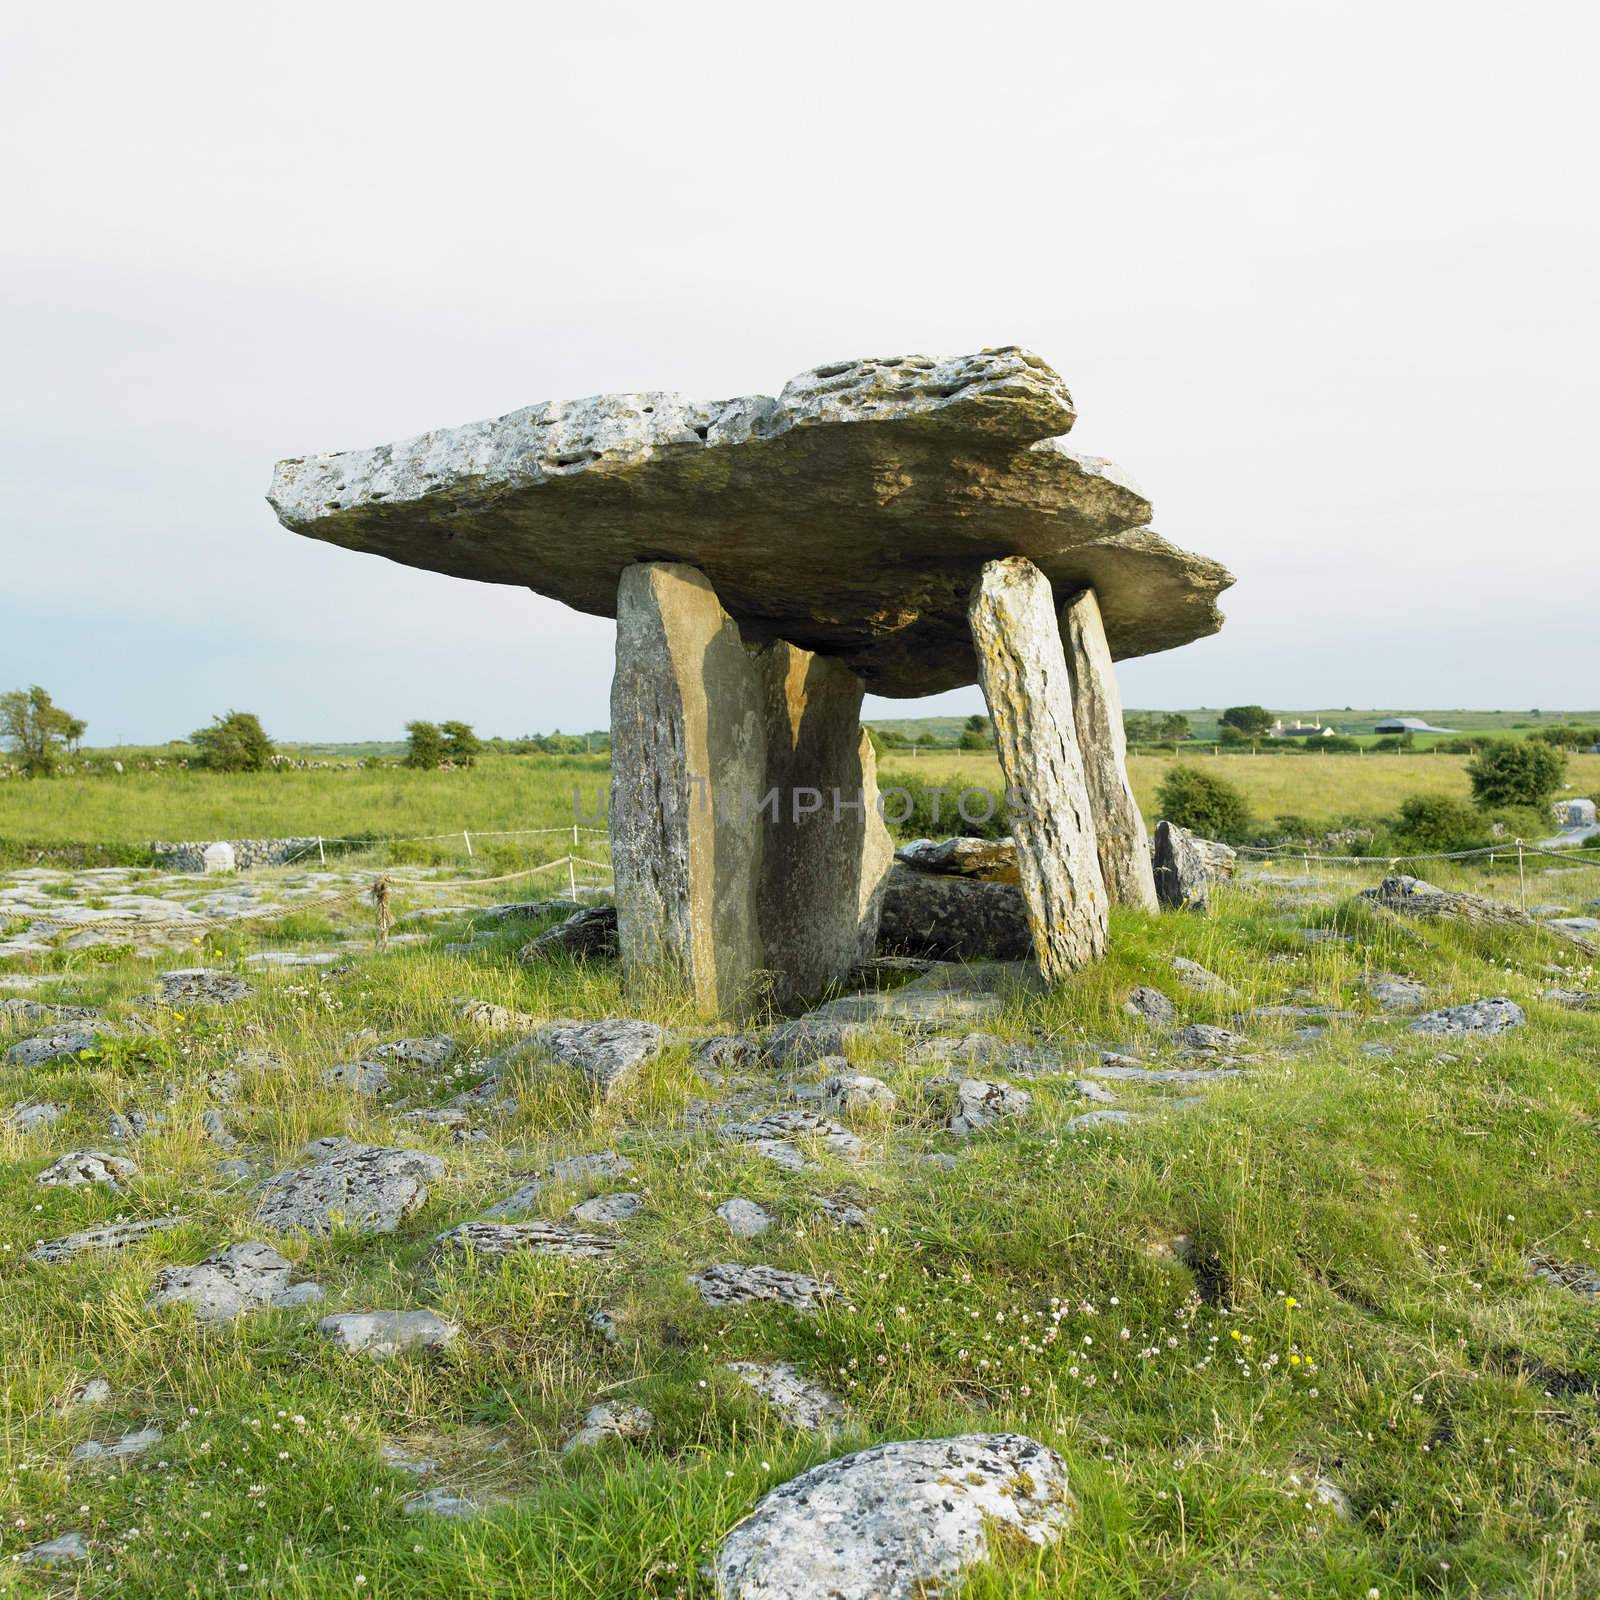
253, 1141, 444, 1236
875, 863, 1031, 961
690, 1263, 833, 1313
269, 349, 1230, 697
318, 1310, 459, 1358
148, 1241, 324, 1323
1152, 821, 1238, 912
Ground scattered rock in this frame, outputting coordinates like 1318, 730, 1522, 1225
1172, 1024, 1248, 1055
1124, 985, 1176, 1026
713, 1433, 1074, 1600
10, 1100, 61, 1133
1530, 1256, 1600, 1297
19, 1531, 88, 1567
372, 1035, 457, 1069
519, 904, 620, 962
64, 1377, 113, 1409
434, 1221, 619, 1260
157, 969, 251, 1006
544, 1018, 666, 1096
453, 998, 542, 1031
318, 1310, 460, 1358
321, 1059, 390, 1095
717, 1198, 776, 1238
36, 1149, 138, 1191
1170, 957, 1235, 994
726, 1360, 845, 1433
6, 1022, 111, 1068
1411, 998, 1526, 1038
895, 836, 1019, 882
690, 1263, 833, 1313
148, 1241, 324, 1323
402, 1487, 480, 1519
1311, 1476, 1354, 1520
483, 1151, 634, 1216
71, 1425, 163, 1465
561, 1401, 654, 1453
695, 1033, 760, 1071
30, 1217, 187, 1264
1071, 1078, 1119, 1104
570, 1191, 642, 1224
947, 1078, 1031, 1135
1364, 975, 1428, 1011
1067, 1109, 1136, 1130
876, 863, 1031, 961
814, 1195, 871, 1228
254, 1141, 445, 1235
1541, 987, 1597, 1011
821, 1071, 897, 1115
201, 1108, 236, 1149
380, 1442, 439, 1476
720, 1109, 863, 1163
1152, 821, 1236, 912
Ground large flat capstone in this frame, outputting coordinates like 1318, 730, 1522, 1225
268, 349, 1232, 696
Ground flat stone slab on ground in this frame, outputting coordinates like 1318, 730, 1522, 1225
434, 1221, 619, 1260
148, 1241, 324, 1323
543, 1018, 666, 1096
562, 1401, 654, 1453
947, 1078, 1032, 1135
726, 1360, 845, 1433
71, 1425, 163, 1464
30, 1217, 188, 1264
690, 1263, 833, 1313
319, 1310, 460, 1358
717, 1198, 776, 1238
1411, 998, 1526, 1037
36, 1150, 138, 1191
713, 1433, 1074, 1600
157, 969, 251, 1005
6, 1021, 112, 1068
254, 1141, 445, 1235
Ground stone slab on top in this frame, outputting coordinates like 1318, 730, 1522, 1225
268, 348, 1233, 696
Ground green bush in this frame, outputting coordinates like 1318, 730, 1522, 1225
1154, 764, 1253, 843
1390, 794, 1490, 853
1467, 739, 1566, 810
880, 777, 1010, 841
404, 720, 444, 770
189, 710, 274, 772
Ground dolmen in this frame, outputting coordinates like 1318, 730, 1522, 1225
269, 348, 1232, 1013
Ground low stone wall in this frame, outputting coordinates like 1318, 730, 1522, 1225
150, 838, 324, 872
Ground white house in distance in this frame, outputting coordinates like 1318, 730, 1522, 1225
1270, 718, 1336, 738
1374, 716, 1458, 735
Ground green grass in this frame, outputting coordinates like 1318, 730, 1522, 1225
2, 847, 1599, 1596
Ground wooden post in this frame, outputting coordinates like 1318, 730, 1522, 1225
969, 557, 1108, 979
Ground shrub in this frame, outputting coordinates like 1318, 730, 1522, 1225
404, 721, 444, 770
1467, 739, 1566, 810
880, 777, 1010, 841
1221, 705, 1273, 737
1154, 764, 1252, 843
189, 710, 274, 772
440, 720, 481, 765
1391, 794, 1489, 853
0, 685, 83, 777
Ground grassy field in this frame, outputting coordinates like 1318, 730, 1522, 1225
1, 848, 1598, 1596
4, 752, 1598, 854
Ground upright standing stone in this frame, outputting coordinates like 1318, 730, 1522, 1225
755, 643, 893, 1003
969, 558, 1107, 979
611, 563, 766, 1016
1059, 588, 1158, 910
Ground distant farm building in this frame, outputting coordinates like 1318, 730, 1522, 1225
1374, 717, 1458, 735
1270, 719, 1335, 739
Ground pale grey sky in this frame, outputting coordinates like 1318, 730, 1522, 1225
3, 0, 1596, 744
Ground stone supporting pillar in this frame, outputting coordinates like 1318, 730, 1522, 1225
968, 557, 1108, 979
610, 562, 891, 1016
1059, 587, 1159, 911
755, 642, 894, 1004
610, 563, 766, 1016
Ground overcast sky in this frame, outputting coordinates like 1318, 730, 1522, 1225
3, 0, 1596, 745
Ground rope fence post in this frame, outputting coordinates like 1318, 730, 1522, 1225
317, 836, 325, 865
1516, 839, 1526, 909
463, 830, 473, 858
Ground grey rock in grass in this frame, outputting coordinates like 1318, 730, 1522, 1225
6, 1022, 111, 1068
814, 1195, 872, 1228
721, 1109, 864, 1163
483, 1150, 634, 1217
896, 836, 1019, 882
718, 1198, 776, 1238
380, 1442, 440, 1476
0, 998, 100, 1029
570, 1191, 642, 1224
148, 1241, 323, 1323
321, 1058, 390, 1096
30, 1216, 187, 1264
64, 1377, 113, 1409
690, 1263, 833, 1313
1170, 957, 1235, 995
1540, 987, 1597, 1011
1411, 998, 1526, 1038
108, 1109, 165, 1141
19, 1531, 89, 1566
875, 862, 1032, 963
1529, 1256, 1600, 1297
402, 1487, 480, 1519
434, 1220, 619, 1260
947, 1078, 1031, 1136
1071, 1078, 1119, 1104
821, 1072, 897, 1115
201, 1108, 237, 1149
1152, 821, 1236, 912
1311, 1477, 1354, 1520
452, 997, 544, 1031
544, 1018, 666, 1097
561, 1401, 655, 1453
254, 1141, 444, 1235
319, 1310, 460, 1358
36, 1149, 138, 1191
1364, 975, 1428, 1011
1088, 1060, 1242, 1085
1173, 1023, 1248, 1055
372, 1035, 457, 1069
518, 904, 620, 962
1067, 1108, 1136, 1130
71, 1425, 163, 1465
1123, 985, 1176, 1026
695, 1033, 761, 1071
157, 968, 251, 1006
10, 1100, 61, 1133
726, 1360, 845, 1433
713, 1433, 1073, 1600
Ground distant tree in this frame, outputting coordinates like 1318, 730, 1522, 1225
404, 720, 444, 770
1154, 764, 1253, 844
1467, 740, 1566, 811
1392, 794, 1489, 852
964, 713, 988, 732
1159, 713, 1191, 741
1123, 713, 1158, 744
1220, 705, 1273, 738
189, 710, 275, 772
0, 684, 83, 777
440, 720, 481, 765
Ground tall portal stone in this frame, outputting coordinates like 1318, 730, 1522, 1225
610, 563, 765, 1015
1059, 587, 1159, 911
969, 558, 1107, 980
755, 643, 893, 1004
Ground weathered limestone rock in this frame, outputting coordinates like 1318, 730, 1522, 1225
1367, 876, 1600, 955
821, 1072, 896, 1116
36, 1150, 138, 1191
562, 1401, 654, 1453
713, 1433, 1074, 1600
1124, 984, 1178, 1026
71, 1425, 163, 1465
483, 1150, 634, 1217
269, 349, 1231, 696
947, 1078, 1032, 1135
1411, 998, 1526, 1037
969, 558, 1108, 978
6, 1021, 111, 1068
717, 1198, 775, 1238
157, 969, 251, 1006
543, 1017, 666, 1097
690, 1263, 834, 1313
611, 561, 766, 1015
318, 1310, 459, 1358
1060, 587, 1159, 910
1152, 821, 1237, 911
896, 835, 1019, 881
517, 904, 619, 962
570, 1191, 642, 1224
31, 1217, 187, 1265
726, 1361, 845, 1433
148, 1241, 324, 1323
755, 642, 894, 1000
876, 862, 1031, 961
433, 1220, 618, 1260
254, 1141, 444, 1236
